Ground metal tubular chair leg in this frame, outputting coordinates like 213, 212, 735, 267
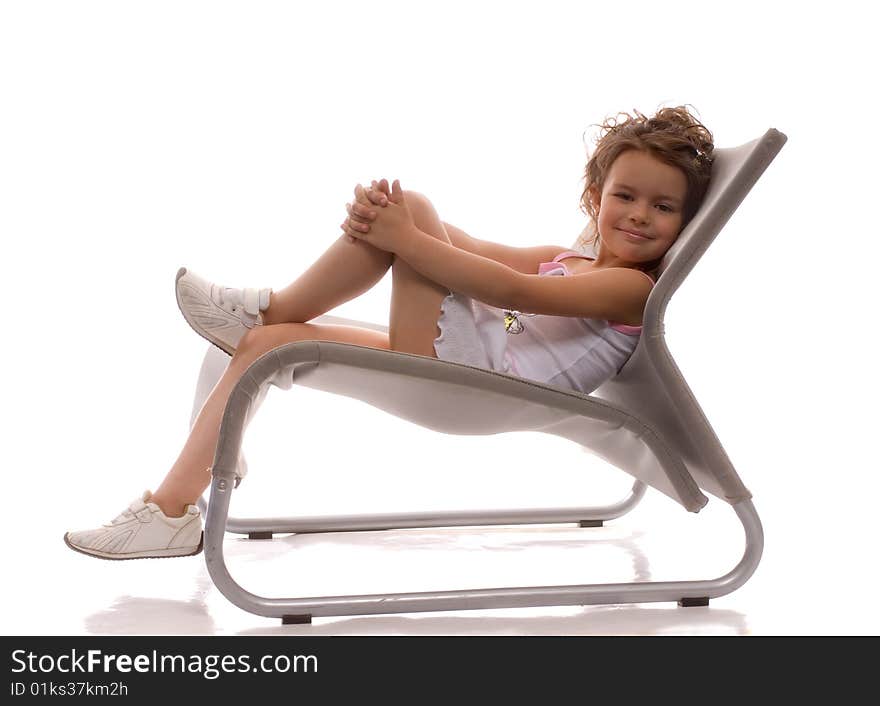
197, 480, 647, 538
203, 468, 763, 621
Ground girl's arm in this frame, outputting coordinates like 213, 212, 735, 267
441, 221, 570, 275
362, 180, 569, 275
510, 268, 654, 325
398, 224, 651, 324
395, 226, 521, 309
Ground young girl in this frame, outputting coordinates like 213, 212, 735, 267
64, 105, 714, 561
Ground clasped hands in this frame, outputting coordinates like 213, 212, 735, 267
340, 178, 415, 253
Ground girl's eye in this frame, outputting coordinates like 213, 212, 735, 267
617, 193, 673, 212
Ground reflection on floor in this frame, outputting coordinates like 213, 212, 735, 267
74, 521, 751, 636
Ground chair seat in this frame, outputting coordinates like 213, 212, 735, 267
224, 340, 709, 512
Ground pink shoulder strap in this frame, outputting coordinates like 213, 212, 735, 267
551, 251, 592, 263
549, 251, 657, 285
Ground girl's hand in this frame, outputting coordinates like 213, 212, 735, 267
342, 179, 414, 253
341, 179, 390, 243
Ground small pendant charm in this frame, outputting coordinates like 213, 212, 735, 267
504, 309, 535, 334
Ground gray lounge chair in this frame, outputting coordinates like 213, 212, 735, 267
190, 128, 787, 623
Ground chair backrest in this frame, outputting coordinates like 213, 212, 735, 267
589, 129, 787, 502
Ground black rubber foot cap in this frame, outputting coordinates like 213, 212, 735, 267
578, 520, 603, 528
248, 532, 273, 540
678, 597, 710, 607
282, 614, 312, 625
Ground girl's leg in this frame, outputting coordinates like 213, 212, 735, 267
386, 191, 455, 356
152, 191, 453, 517
149, 321, 391, 517
261, 235, 394, 325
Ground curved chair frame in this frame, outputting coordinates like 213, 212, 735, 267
193, 128, 787, 623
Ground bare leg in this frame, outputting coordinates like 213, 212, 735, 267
387, 193, 456, 355
149, 322, 390, 517
261, 235, 393, 325
151, 192, 452, 517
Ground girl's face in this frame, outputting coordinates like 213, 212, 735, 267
589, 150, 688, 265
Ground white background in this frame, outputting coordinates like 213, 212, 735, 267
1, 0, 877, 635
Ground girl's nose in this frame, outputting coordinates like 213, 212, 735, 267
630, 210, 649, 225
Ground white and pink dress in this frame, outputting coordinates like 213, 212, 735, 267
432, 251, 655, 394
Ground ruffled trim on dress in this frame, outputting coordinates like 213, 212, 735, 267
432, 291, 456, 355
432, 291, 492, 368
432, 291, 513, 375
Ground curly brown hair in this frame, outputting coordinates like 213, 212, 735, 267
575, 105, 715, 277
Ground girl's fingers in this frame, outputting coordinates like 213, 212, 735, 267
346, 201, 376, 222
354, 183, 375, 207
341, 219, 358, 243
384, 178, 401, 204
354, 180, 388, 209
356, 202, 377, 219
342, 210, 370, 233
371, 180, 389, 206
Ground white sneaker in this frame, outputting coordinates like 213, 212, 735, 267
64, 491, 203, 560
175, 267, 273, 356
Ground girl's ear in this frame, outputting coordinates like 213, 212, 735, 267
587, 185, 601, 212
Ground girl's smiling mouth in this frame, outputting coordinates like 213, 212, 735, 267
618, 228, 652, 241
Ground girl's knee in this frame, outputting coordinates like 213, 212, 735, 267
404, 190, 438, 220
403, 189, 428, 205
403, 190, 449, 242
234, 324, 277, 361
